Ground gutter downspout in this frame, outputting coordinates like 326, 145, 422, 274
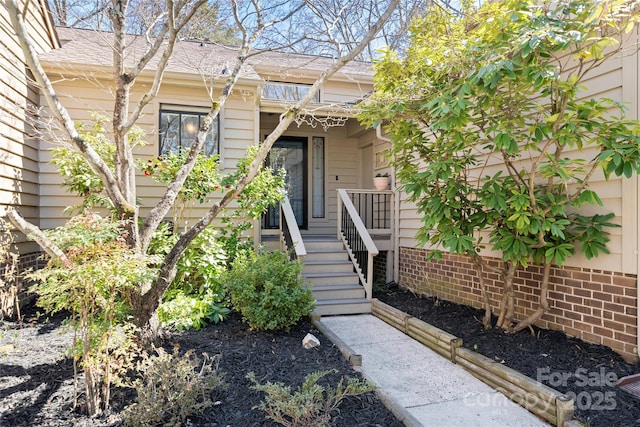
376, 125, 400, 284
633, 28, 640, 361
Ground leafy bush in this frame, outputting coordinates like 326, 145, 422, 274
248, 370, 375, 427
223, 250, 315, 331
151, 224, 231, 330
28, 213, 160, 415
123, 346, 225, 427
52, 114, 146, 215
158, 290, 230, 330
171, 225, 228, 296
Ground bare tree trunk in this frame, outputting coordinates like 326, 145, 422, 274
496, 289, 509, 328
471, 255, 492, 329
511, 262, 551, 333
131, 0, 401, 327
496, 261, 516, 330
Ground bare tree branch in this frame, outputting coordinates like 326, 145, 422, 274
5, 210, 69, 266
136, 0, 401, 325
6, 0, 134, 216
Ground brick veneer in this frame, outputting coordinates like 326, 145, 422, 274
399, 246, 639, 362
1, 252, 45, 317
373, 251, 387, 285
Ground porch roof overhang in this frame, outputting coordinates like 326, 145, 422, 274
259, 100, 358, 118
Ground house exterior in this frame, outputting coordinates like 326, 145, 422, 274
0, 0, 58, 272
1, 4, 638, 362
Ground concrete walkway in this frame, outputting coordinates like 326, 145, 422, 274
316, 314, 550, 427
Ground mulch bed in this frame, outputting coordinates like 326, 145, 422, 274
0, 306, 402, 427
375, 285, 640, 427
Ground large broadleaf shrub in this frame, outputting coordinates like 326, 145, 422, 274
361, 0, 640, 332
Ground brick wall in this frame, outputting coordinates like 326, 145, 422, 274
399, 246, 639, 362
373, 251, 387, 285
1, 252, 44, 318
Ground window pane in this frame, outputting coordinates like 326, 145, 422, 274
159, 109, 219, 157
262, 82, 319, 102
312, 137, 324, 218
201, 115, 218, 156
181, 114, 199, 147
159, 112, 180, 154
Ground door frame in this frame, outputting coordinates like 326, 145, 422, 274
264, 135, 309, 229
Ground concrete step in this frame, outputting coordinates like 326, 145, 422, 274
312, 284, 366, 300
303, 272, 360, 286
302, 260, 353, 274
312, 298, 372, 316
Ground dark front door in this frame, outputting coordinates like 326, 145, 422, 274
263, 136, 308, 229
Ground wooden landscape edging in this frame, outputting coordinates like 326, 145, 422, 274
371, 298, 576, 427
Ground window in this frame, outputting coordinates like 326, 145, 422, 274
262, 82, 320, 102
159, 107, 219, 156
312, 137, 325, 218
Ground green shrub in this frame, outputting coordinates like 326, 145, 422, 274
171, 225, 228, 296
223, 250, 315, 331
248, 370, 375, 427
28, 213, 160, 415
158, 290, 230, 330
151, 224, 231, 330
123, 346, 225, 427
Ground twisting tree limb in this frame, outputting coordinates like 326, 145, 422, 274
133, 0, 402, 326
5, 210, 69, 266
6, 0, 134, 217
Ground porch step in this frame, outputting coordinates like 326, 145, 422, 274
303, 239, 344, 251
312, 298, 372, 316
293, 235, 371, 316
303, 272, 360, 286
304, 249, 349, 263
311, 284, 366, 300
302, 260, 353, 274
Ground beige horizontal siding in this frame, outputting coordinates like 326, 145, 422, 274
322, 80, 371, 104
1, 0, 57, 253
39, 76, 259, 229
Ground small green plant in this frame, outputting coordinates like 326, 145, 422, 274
122, 346, 225, 427
51, 114, 147, 215
223, 249, 315, 331
28, 213, 160, 416
171, 225, 228, 296
158, 290, 230, 330
140, 149, 220, 227
248, 369, 375, 427
152, 224, 231, 330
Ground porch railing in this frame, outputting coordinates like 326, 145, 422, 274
346, 189, 393, 231
337, 189, 379, 299
280, 196, 306, 260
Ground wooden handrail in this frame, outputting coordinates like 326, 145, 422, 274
338, 189, 379, 256
337, 189, 378, 299
281, 196, 306, 258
